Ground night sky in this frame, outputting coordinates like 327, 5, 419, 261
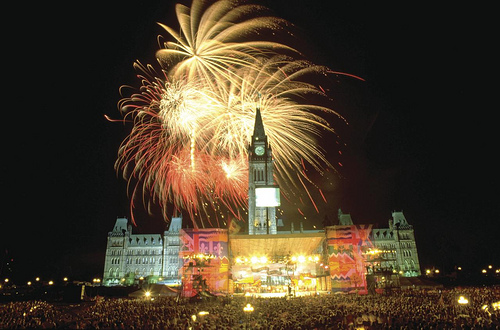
2, 1, 497, 282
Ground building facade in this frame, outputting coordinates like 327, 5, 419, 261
326, 209, 421, 293
103, 108, 421, 292
102, 217, 183, 286
103, 210, 421, 292
372, 211, 421, 277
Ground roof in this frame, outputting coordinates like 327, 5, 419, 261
129, 284, 179, 298
372, 229, 394, 240
128, 234, 163, 247
111, 218, 128, 233
337, 209, 354, 225
229, 232, 325, 257
252, 107, 266, 140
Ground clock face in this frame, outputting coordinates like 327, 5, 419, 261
255, 146, 265, 156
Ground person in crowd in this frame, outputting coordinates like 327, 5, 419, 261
1, 286, 498, 329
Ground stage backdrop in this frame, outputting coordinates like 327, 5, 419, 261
179, 228, 229, 297
325, 225, 373, 293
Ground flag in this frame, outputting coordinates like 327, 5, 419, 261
228, 217, 241, 234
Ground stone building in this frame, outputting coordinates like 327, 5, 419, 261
103, 109, 421, 291
102, 216, 182, 286
372, 211, 422, 277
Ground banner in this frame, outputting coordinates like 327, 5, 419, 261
326, 225, 373, 293
179, 228, 229, 297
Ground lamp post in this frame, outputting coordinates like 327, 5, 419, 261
243, 303, 254, 329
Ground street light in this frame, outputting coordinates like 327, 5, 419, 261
243, 303, 254, 328
458, 296, 469, 305
243, 303, 254, 312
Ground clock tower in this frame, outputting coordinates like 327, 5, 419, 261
248, 106, 277, 235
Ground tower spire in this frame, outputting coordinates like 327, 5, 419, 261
253, 95, 265, 140
248, 94, 277, 235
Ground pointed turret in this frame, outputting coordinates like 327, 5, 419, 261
252, 106, 266, 141
248, 99, 277, 235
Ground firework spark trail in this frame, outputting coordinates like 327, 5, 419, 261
114, 0, 353, 226
211, 56, 343, 185
157, 0, 299, 86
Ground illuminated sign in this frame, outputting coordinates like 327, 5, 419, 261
255, 186, 280, 207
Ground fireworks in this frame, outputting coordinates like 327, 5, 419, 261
113, 0, 351, 227
156, 0, 297, 85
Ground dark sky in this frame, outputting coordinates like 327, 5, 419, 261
2, 1, 497, 282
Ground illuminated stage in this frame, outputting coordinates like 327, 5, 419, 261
229, 232, 325, 256
230, 232, 328, 294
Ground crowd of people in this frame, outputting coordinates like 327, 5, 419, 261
1, 286, 499, 329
